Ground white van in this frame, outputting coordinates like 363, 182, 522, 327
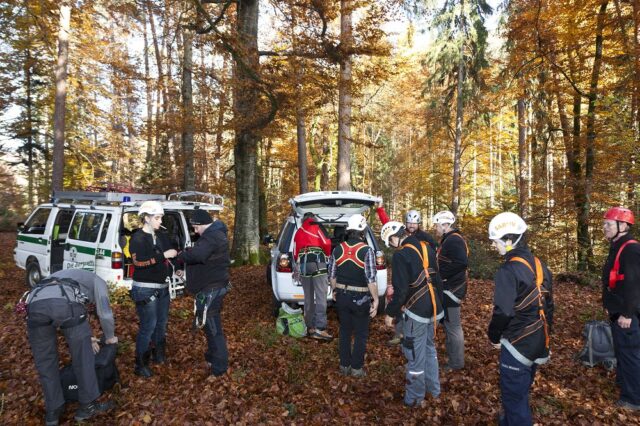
14, 191, 224, 296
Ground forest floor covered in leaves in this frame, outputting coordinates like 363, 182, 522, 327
0, 232, 638, 425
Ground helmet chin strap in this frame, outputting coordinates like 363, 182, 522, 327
504, 234, 523, 252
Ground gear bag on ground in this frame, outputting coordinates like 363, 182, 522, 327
576, 320, 616, 370
276, 303, 307, 338
60, 343, 119, 402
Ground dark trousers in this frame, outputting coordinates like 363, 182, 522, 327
131, 286, 170, 356
499, 346, 537, 426
199, 288, 228, 376
335, 291, 370, 370
27, 299, 99, 411
612, 317, 640, 405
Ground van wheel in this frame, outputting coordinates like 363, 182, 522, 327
26, 261, 42, 288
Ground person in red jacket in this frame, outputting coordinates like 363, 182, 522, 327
293, 212, 333, 340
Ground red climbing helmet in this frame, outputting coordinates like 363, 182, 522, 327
604, 207, 635, 225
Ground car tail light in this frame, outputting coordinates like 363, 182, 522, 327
112, 251, 123, 269
375, 250, 386, 270
276, 254, 292, 272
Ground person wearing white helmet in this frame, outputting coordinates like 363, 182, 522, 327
487, 212, 554, 425
327, 214, 378, 377
404, 209, 437, 248
381, 220, 444, 408
129, 200, 177, 377
433, 210, 468, 371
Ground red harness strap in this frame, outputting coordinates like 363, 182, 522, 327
609, 240, 639, 290
335, 242, 367, 269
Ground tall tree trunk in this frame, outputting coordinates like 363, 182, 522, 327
517, 96, 528, 218
580, 0, 608, 271
296, 105, 308, 193
182, 28, 195, 190
51, 3, 71, 194
143, 7, 154, 164
337, 0, 353, 191
24, 45, 35, 208
451, 0, 465, 215
321, 122, 330, 190
232, 0, 261, 264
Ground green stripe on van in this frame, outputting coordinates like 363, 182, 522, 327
68, 244, 113, 257
17, 235, 48, 245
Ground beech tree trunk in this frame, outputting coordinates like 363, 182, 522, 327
181, 28, 195, 191
232, 0, 261, 264
517, 97, 528, 218
296, 105, 308, 193
51, 3, 71, 193
337, 0, 353, 191
451, 0, 465, 215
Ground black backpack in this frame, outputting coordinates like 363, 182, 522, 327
576, 320, 616, 370
60, 343, 119, 402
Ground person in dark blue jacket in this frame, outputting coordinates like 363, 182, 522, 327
177, 209, 230, 376
487, 212, 554, 426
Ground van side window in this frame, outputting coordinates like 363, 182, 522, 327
79, 213, 104, 242
53, 209, 74, 240
70, 212, 105, 242
24, 208, 51, 235
100, 214, 112, 243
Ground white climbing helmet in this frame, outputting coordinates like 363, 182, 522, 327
381, 221, 405, 247
433, 210, 456, 225
405, 209, 421, 224
347, 214, 367, 231
488, 212, 527, 240
138, 200, 164, 216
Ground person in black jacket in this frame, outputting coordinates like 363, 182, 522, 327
487, 212, 554, 426
601, 206, 640, 411
129, 201, 177, 377
381, 221, 444, 408
177, 209, 230, 376
433, 210, 468, 371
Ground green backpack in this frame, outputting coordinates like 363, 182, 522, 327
276, 303, 307, 338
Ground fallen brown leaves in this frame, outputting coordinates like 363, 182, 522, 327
0, 232, 638, 425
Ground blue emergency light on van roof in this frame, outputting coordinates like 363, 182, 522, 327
123, 196, 131, 202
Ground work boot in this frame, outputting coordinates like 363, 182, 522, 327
387, 334, 402, 346
310, 329, 333, 341
134, 352, 153, 377
74, 399, 114, 422
152, 341, 166, 364
45, 404, 64, 426
350, 368, 366, 378
616, 399, 640, 411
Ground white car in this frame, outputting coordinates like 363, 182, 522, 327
267, 191, 388, 315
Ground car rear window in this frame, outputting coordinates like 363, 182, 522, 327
277, 221, 295, 253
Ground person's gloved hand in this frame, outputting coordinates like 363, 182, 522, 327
91, 337, 100, 354
369, 299, 379, 318
105, 336, 118, 345
385, 285, 394, 304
